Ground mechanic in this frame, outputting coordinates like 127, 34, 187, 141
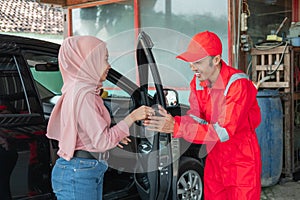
145, 31, 262, 200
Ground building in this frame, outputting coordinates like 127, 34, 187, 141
0, 0, 63, 43
17, 0, 300, 182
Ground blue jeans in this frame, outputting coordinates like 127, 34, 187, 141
51, 157, 108, 200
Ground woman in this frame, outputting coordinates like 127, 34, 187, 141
46, 35, 154, 200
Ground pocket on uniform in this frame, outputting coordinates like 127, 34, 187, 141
223, 138, 257, 187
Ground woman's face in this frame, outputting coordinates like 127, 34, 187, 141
100, 49, 111, 82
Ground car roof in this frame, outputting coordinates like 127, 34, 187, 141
0, 34, 60, 54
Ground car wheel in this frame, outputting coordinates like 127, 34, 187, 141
177, 157, 204, 200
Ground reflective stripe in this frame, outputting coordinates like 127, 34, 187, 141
191, 73, 249, 143
224, 73, 249, 96
213, 122, 229, 142
189, 114, 208, 124
190, 114, 229, 142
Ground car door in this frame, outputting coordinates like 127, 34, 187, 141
103, 31, 173, 200
134, 31, 173, 200
0, 43, 53, 199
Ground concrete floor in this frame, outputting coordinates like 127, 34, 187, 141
260, 180, 300, 200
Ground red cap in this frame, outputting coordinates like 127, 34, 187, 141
176, 31, 222, 62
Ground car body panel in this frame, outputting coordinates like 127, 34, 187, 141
0, 35, 55, 199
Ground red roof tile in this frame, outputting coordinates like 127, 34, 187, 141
0, 0, 63, 34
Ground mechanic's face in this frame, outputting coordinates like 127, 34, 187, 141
189, 55, 221, 84
100, 49, 111, 82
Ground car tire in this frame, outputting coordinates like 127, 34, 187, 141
177, 157, 204, 200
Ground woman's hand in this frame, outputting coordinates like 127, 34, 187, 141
131, 105, 155, 121
117, 137, 131, 148
123, 105, 155, 127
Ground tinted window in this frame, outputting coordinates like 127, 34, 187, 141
24, 51, 62, 95
0, 55, 40, 114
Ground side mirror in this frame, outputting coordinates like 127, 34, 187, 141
35, 63, 59, 71
164, 88, 179, 107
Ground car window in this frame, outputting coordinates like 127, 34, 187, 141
23, 51, 63, 95
0, 55, 40, 114
34, 81, 56, 100
103, 78, 131, 98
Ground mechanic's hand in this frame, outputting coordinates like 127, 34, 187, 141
118, 137, 131, 148
144, 105, 175, 133
124, 105, 155, 127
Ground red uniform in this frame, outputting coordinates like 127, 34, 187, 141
173, 61, 262, 200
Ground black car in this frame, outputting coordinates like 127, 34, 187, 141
0, 32, 205, 200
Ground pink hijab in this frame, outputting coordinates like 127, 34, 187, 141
46, 35, 107, 160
